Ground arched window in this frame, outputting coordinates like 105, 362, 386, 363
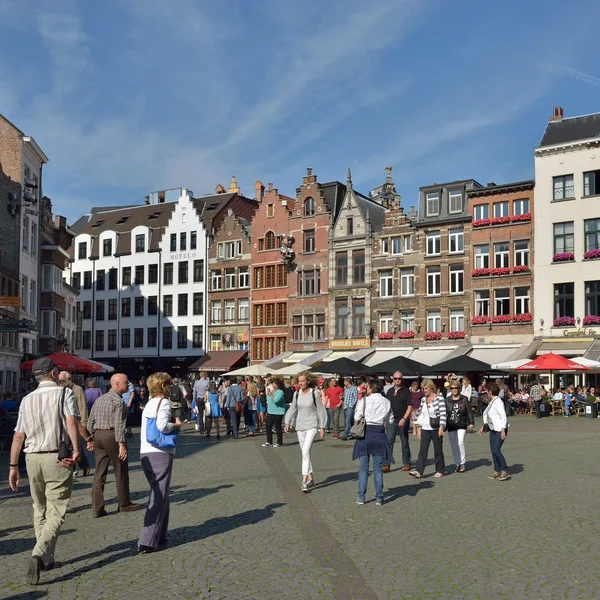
304, 197, 315, 216
265, 231, 276, 250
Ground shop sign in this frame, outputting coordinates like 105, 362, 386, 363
563, 329, 596, 337
332, 289, 367, 298
329, 338, 371, 349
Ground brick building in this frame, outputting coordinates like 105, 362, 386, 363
249, 181, 293, 363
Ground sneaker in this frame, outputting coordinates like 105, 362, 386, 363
262, 442, 271, 447
273, 443, 281, 448
457, 464, 466, 473
433, 472, 444, 478
375, 498, 383, 506
26, 556, 42, 585
356, 498, 365, 505
408, 470, 421, 479
302, 481, 310, 493
194, 424, 199, 431
307, 479, 315, 489
332, 433, 338, 439
488, 472, 500, 480
497, 471, 511, 481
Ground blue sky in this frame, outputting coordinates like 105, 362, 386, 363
1, 0, 600, 222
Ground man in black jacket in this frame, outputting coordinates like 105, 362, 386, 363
383, 371, 413, 473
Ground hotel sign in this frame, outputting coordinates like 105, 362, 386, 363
329, 338, 371, 349
170, 252, 197, 261
563, 329, 596, 337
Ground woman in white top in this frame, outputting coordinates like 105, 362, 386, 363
138, 372, 182, 553
480, 381, 510, 481
284, 372, 327, 493
461, 376, 472, 401
352, 379, 394, 505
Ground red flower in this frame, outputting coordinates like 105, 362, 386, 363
473, 219, 490, 228
490, 216, 511, 225
472, 316, 491, 325
448, 331, 466, 339
511, 213, 532, 222
397, 331, 415, 339
472, 268, 491, 277
491, 315, 512, 324
424, 332, 442, 340
514, 313, 532, 323
490, 267, 510, 276
377, 332, 394, 340
512, 265, 530, 273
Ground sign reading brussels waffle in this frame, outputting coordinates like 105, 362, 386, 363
329, 338, 371, 349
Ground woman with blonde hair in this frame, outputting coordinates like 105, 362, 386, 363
204, 381, 222, 439
138, 372, 182, 553
245, 381, 259, 437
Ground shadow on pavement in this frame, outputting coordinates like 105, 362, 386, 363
509, 463, 524, 475
0, 525, 31, 537
0, 529, 76, 556
314, 472, 357, 490
3, 592, 47, 600
385, 481, 434, 503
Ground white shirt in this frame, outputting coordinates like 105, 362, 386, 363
553, 392, 564, 401
482, 396, 508, 432
140, 396, 176, 455
354, 393, 394, 426
461, 384, 472, 399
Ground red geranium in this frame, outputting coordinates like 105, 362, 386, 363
424, 332, 442, 340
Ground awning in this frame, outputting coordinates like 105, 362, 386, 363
469, 345, 523, 366
584, 339, 600, 362
189, 350, 247, 372
406, 347, 455, 366
281, 352, 313, 364
363, 349, 412, 367
20, 352, 106, 373
431, 355, 493, 374
536, 339, 595, 357
322, 351, 354, 362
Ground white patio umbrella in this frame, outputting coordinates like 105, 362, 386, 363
490, 359, 530, 371
269, 363, 312, 376
223, 364, 272, 377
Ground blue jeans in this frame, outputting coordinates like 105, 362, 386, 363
326, 408, 331, 431
489, 431, 507, 472
343, 406, 355, 438
384, 419, 411, 467
247, 410, 257, 433
358, 454, 384, 502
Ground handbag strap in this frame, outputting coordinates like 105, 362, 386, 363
58, 386, 67, 441
156, 396, 165, 417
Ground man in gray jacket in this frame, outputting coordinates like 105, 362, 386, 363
224, 378, 244, 438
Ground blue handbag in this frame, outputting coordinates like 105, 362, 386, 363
146, 398, 179, 449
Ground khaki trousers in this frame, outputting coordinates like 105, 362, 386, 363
92, 429, 131, 513
26, 452, 74, 565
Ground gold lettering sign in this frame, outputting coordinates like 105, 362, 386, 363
329, 338, 371, 349
332, 288, 367, 297
563, 328, 596, 337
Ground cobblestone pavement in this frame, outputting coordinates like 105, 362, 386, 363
1, 416, 600, 599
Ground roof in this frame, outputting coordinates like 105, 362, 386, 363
320, 181, 347, 218
467, 180, 535, 198
189, 350, 248, 372
354, 193, 386, 233
420, 179, 484, 191
539, 112, 600, 148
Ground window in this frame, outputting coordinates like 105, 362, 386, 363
304, 197, 314, 216
585, 281, 600, 317
267, 204, 274, 218
585, 219, 600, 252
449, 190, 463, 213
336, 301, 348, 337
72, 272, 81, 289
336, 252, 348, 285
493, 202, 509, 218
180, 232, 187, 251
190, 231, 197, 250
148, 296, 158, 316
193, 292, 204, 315
277, 264, 287, 287
163, 295, 173, 317
177, 326, 187, 349
277, 302, 287, 325
163, 327, 173, 350
400, 311, 415, 332
426, 266, 441, 296
379, 312, 393, 334
352, 300, 365, 337
178, 261, 188, 284
117, 215, 130, 225
212, 301, 222, 324
238, 267, 249, 288
584, 170, 600, 197
95, 270, 105, 291
381, 239, 389, 254
78, 242, 87, 260
514, 199, 530, 215
293, 316, 304, 342
553, 175, 574, 201
515, 286, 530, 314
108, 269, 117, 290
82, 331, 91, 350
84, 271, 92, 289
553, 222, 574, 254
23, 216, 29, 251
347, 218, 354, 236
426, 193, 440, 216
254, 267, 263, 289
83, 301, 92, 320
41, 310, 56, 337
148, 264, 158, 284
224, 300, 235, 323
30, 281, 36, 315
265, 265, 276, 287
135, 296, 144, 317
193, 259, 204, 283
121, 329, 130, 348
103, 239, 112, 257
494, 243, 510, 268
170, 234, 177, 252
298, 270, 320, 296
96, 300, 105, 321
135, 265, 144, 285
217, 242, 224, 258
426, 231, 441, 256
404, 235, 412, 253
95, 331, 104, 352
163, 263, 173, 285
239, 299, 249, 322
554, 283, 574, 319
265, 304, 276, 326
192, 325, 203, 349
450, 309, 464, 332
353, 249, 365, 284
254, 304, 263, 326
450, 264, 464, 294
253, 338, 263, 360
178, 294, 188, 316
401, 268, 414, 296
225, 268, 235, 289
121, 297, 131, 317
31, 223, 37, 256
108, 299, 117, 320
474, 205, 489, 220
224, 241, 237, 258
265, 231, 276, 250
148, 328, 157, 348
134, 328, 144, 348
474, 244, 490, 269
514, 241, 530, 267
380, 270, 393, 297
135, 234, 145, 252
108, 329, 117, 351
391, 237, 402, 255
303, 229, 315, 253
475, 290, 490, 316
495, 288, 510, 316
316, 313, 325, 340
122, 267, 131, 286
427, 310, 441, 332
449, 228, 464, 253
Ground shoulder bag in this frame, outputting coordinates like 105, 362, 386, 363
146, 398, 179, 449
350, 397, 366, 439
58, 387, 74, 461
204, 395, 212, 418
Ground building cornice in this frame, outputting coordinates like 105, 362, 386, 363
535, 138, 600, 156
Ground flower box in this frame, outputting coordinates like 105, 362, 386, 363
424, 332, 442, 340
472, 268, 491, 277
514, 312, 533, 323
511, 213, 532, 222
553, 252, 575, 262
583, 315, 600, 326
490, 267, 510, 276
584, 249, 600, 260
448, 331, 466, 339
490, 216, 511, 225
377, 332, 394, 340
473, 219, 490, 228
396, 331, 415, 339
553, 316, 576, 327
512, 265, 530, 273
491, 315, 512, 324
472, 316, 491, 325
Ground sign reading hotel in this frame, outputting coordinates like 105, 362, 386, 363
329, 338, 371, 349
170, 252, 197, 261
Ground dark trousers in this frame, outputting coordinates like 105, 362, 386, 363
385, 419, 411, 467
78, 435, 89, 469
415, 429, 445, 475
91, 429, 131, 513
266, 414, 283, 445
139, 452, 173, 550
228, 408, 240, 438
489, 430, 508, 472
196, 403, 205, 432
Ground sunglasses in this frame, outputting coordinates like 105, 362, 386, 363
393, 377, 403, 380
450, 387, 459, 390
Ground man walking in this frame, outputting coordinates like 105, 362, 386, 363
340, 377, 358, 440
383, 371, 412, 473
224, 378, 244, 438
530, 378, 542, 418
87, 373, 139, 517
326, 378, 344, 438
193, 370, 210, 433
9, 358, 80, 585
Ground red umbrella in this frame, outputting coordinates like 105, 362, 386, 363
20, 352, 105, 373
515, 353, 589, 372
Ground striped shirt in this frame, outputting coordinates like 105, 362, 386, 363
87, 389, 128, 443
15, 381, 78, 453
417, 394, 447, 429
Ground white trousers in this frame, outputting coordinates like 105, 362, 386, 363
297, 428, 318, 476
448, 428, 467, 466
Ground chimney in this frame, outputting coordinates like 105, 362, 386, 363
487, 182, 496, 188
144, 196, 150, 205
549, 106, 564, 122
254, 180, 265, 202
215, 183, 226, 194
267, 183, 277, 194
54, 215, 67, 229
303, 167, 317, 185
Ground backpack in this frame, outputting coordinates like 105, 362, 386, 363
292, 389, 318, 407
170, 384, 182, 407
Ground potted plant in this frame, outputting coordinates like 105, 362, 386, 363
424, 331, 442, 340
552, 252, 575, 262
583, 249, 600, 260
553, 316, 576, 327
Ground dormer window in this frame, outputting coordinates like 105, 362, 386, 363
135, 234, 145, 253
449, 190, 463, 213
92, 219, 105, 228
426, 193, 440, 216
304, 197, 315, 216
78, 242, 87, 260
116, 215, 130, 225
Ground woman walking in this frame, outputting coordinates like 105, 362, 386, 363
446, 381, 474, 473
284, 372, 327, 492
138, 372, 182, 553
480, 381, 510, 481
410, 379, 424, 436
204, 381, 222, 440
245, 382, 259, 436
263, 378, 286, 447
256, 378, 267, 433
352, 379, 394, 505
409, 379, 446, 479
